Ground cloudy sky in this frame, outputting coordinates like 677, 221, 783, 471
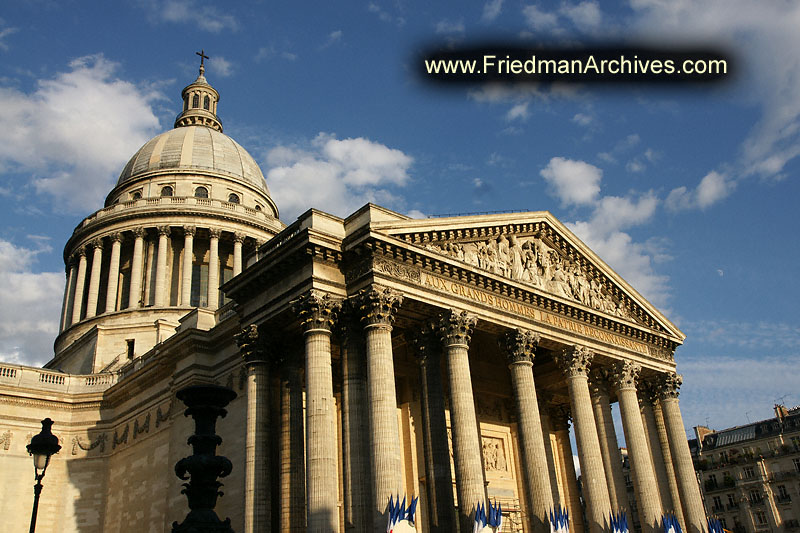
0, 1, 798, 435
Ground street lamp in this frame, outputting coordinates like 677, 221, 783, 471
26, 418, 61, 533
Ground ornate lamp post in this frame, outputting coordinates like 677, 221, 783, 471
26, 418, 62, 533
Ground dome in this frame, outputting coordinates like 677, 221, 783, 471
116, 126, 270, 194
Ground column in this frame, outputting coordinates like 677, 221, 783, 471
555, 346, 611, 533
411, 322, 456, 533
104, 232, 122, 313
233, 232, 245, 276
639, 384, 677, 516
439, 309, 485, 533
207, 228, 220, 309
339, 310, 371, 532
279, 346, 306, 532
356, 287, 403, 530
60, 258, 77, 331
652, 397, 685, 531
85, 239, 104, 318
154, 226, 170, 307
657, 373, 706, 533
294, 291, 340, 532
589, 369, 629, 513
612, 361, 662, 533
237, 324, 271, 533
501, 329, 553, 533
128, 227, 145, 309
181, 226, 195, 306
549, 404, 585, 533
538, 402, 562, 508
70, 247, 88, 324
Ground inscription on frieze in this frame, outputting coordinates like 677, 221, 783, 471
373, 259, 421, 282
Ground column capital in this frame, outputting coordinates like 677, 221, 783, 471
76, 246, 87, 257
355, 286, 403, 328
68, 250, 81, 263
89, 238, 104, 250
547, 403, 572, 431
611, 360, 641, 392
233, 231, 246, 244
107, 232, 123, 243
292, 291, 340, 333
555, 344, 594, 377
236, 324, 266, 365
438, 309, 477, 347
183, 225, 197, 237
637, 379, 659, 405
588, 367, 612, 396
208, 227, 222, 239
500, 328, 540, 365
132, 226, 147, 239
409, 321, 440, 364
655, 372, 682, 400
157, 225, 171, 237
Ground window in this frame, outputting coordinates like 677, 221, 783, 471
728, 494, 737, 506
743, 466, 755, 479
255, 204, 262, 211
192, 94, 199, 108
203, 95, 210, 110
160, 186, 173, 197
754, 510, 767, 526
712, 496, 723, 511
183, 97, 188, 111
794, 458, 800, 472
131, 191, 142, 200
194, 186, 209, 198
749, 489, 762, 502
720, 451, 729, 462
126, 339, 135, 360
227, 193, 240, 204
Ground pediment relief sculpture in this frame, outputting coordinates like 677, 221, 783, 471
424, 233, 640, 323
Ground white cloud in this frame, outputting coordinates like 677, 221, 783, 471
665, 171, 734, 211
539, 157, 602, 206
322, 30, 343, 48
208, 56, 233, 77
0, 239, 63, 367
572, 113, 593, 126
0, 26, 18, 51
367, 3, 406, 27
266, 133, 413, 220
435, 19, 465, 35
482, 0, 504, 22
590, 192, 658, 234
143, 0, 238, 32
522, 5, 559, 32
0, 55, 162, 213
506, 102, 530, 122
560, 1, 602, 31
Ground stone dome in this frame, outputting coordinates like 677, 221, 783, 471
116, 126, 270, 194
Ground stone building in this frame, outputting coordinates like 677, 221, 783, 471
692, 405, 800, 533
0, 61, 706, 533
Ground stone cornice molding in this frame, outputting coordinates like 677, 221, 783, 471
611, 360, 641, 391
438, 309, 477, 348
500, 328, 540, 366
555, 344, 594, 378
292, 291, 341, 333
355, 286, 403, 328
656, 372, 682, 400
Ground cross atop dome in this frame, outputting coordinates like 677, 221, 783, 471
174, 50, 223, 132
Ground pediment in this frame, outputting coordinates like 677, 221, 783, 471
363, 209, 683, 343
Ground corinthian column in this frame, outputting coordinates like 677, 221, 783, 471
501, 329, 553, 533
154, 226, 171, 307
233, 232, 245, 276
356, 287, 403, 530
651, 394, 685, 532
207, 228, 220, 309
85, 239, 104, 318
60, 257, 77, 330
181, 226, 195, 306
548, 404, 585, 533
657, 373, 705, 533
71, 247, 88, 323
589, 369, 628, 513
279, 344, 306, 532
237, 324, 271, 533
612, 361, 662, 533
128, 227, 145, 309
439, 309, 485, 533
639, 383, 678, 518
105, 232, 122, 313
411, 322, 456, 533
294, 291, 341, 532
555, 346, 610, 533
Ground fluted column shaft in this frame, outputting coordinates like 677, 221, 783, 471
556, 346, 610, 533
340, 315, 371, 532
61, 259, 77, 330
207, 229, 220, 309
85, 240, 104, 318
128, 228, 145, 309
412, 323, 456, 532
652, 400, 685, 531
658, 374, 705, 533
440, 310, 485, 533
613, 362, 662, 533
550, 408, 585, 533
280, 353, 306, 532
589, 371, 628, 512
538, 406, 562, 508
181, 226, 195, 306
154, 226, 170, 307
502, 330, 553, 533
357, 288, 403, 530
237, 325, 271, 533
71, 249, 88, 323
295, 292, 340, 532
640, 389, 675, 515
233, 232, 244, 276
104, 233, 122, 313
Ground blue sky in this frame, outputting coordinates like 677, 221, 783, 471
0, 0, 798, 435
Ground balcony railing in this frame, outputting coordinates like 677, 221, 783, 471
748, 498, 765, 507
0, 363, 117, 393
775, 494, 792, 504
